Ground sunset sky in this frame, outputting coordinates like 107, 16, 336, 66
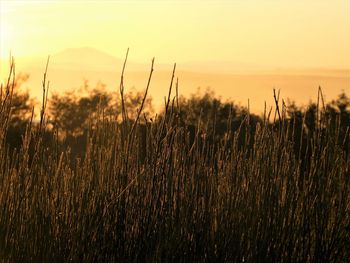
1, 0, 350, 68
1, 1, 350, 113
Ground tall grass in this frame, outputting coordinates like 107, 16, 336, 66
0, 58, 349, 262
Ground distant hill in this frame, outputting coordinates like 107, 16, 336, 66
51, 47, 156, 72
52, 47, 123, 71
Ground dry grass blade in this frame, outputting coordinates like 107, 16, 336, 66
0, 58, 349, 262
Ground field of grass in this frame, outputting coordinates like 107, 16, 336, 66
0, 59, 349, 262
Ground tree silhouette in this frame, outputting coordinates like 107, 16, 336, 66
177, 88, 247, 132
49, 82, 154, 138
50, 87, 114, 137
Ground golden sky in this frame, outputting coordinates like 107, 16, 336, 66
1, 0, 350, 115
1, 0, 350, 69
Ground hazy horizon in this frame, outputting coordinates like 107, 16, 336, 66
1, 1, 350, 113
1, 46, 350, 115
2, 1, 350, 67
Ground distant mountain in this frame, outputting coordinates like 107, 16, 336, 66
51, 47, 183, 73
53, 47, 120, 68
11, 47, 151, 72
55, 47, 115, 60
50, 47, 130, 71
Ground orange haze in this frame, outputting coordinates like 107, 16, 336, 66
1, 1, 350, 113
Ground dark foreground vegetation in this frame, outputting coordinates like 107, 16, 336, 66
0, 58, 349, 262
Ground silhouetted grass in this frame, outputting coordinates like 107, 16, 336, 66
0, 57, 349, 262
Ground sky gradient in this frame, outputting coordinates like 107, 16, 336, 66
1, 1, 350, 114
1, 0, 350, 69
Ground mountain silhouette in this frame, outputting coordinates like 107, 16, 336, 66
51, 47, 123, 71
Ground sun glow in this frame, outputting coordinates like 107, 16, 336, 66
0, 2, 11, 60
1, 1, 350, 68
1, 1, 350, 113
